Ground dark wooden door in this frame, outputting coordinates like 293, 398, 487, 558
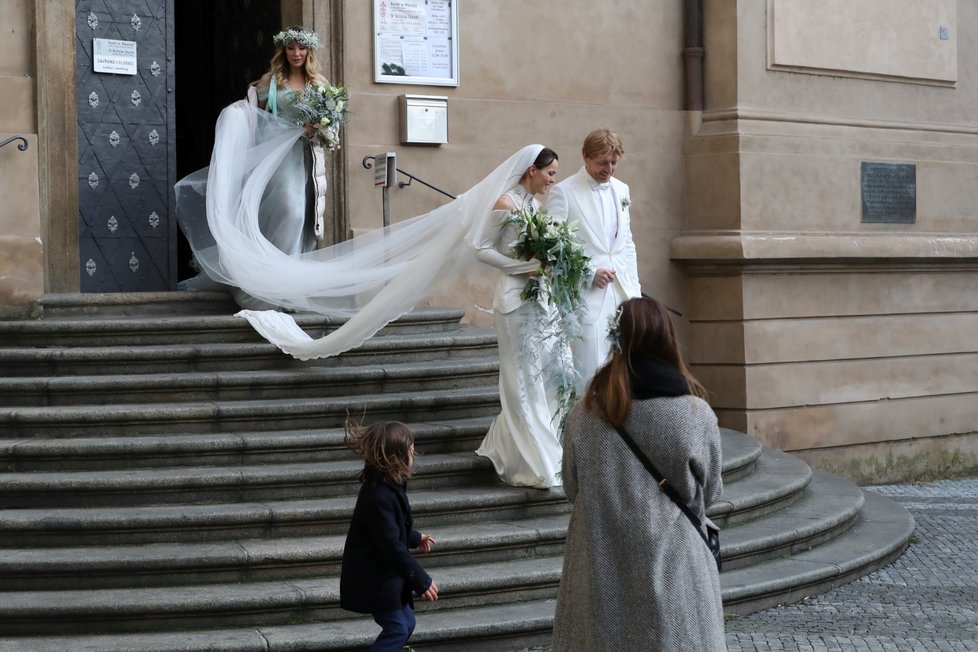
76, 0, 176, 292
174, 0, 283, 280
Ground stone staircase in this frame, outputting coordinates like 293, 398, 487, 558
0, 293, 914, 651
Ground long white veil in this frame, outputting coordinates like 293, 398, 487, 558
175, 99, 543, 360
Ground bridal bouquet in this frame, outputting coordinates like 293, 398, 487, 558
502, 206, 591, 425
502, 206, 591, 312
293, 81, 349, 150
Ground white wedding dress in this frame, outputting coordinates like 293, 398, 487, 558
473, 186, 563, 489
177, 134, 562, 486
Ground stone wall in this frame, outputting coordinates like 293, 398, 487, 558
676, 0, 978, 482
0, 0, 41, 317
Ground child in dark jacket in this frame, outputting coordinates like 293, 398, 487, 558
340, 419, 438, 652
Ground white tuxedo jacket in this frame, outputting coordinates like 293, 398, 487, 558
546, 167, 641, 325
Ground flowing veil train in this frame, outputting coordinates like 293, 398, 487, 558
175, 100, 544, 360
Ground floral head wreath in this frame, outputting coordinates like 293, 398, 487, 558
273, 28, 321, 50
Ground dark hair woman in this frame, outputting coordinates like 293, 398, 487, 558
473, 147, 567, 489
552, 296, 726, 651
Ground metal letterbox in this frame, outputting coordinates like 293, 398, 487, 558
399, 95, 448, 145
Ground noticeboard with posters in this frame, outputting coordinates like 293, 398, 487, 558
373, 0, 459, 86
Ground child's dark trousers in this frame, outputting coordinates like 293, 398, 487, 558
370, 604, 416, 651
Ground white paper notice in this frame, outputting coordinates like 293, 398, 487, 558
427, 0, 452, 39
400, 39, 428, 77
427, 39, 452, 78
93, 38, 138, 75
383, 0, 426, 37
377, 35, 405, 72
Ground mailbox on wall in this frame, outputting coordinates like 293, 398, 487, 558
399, 95, 449, 145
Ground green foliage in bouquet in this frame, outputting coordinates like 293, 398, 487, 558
502, 206, 592, 429
293, 81, 349, 150
501, 206, 591, 312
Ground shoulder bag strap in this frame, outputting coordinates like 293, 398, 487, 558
613, 424, 712, 547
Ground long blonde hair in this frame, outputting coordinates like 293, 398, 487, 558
585, 296, 707, 428
270, 25, 321, 88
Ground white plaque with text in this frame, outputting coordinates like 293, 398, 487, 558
93, 38, 138, 75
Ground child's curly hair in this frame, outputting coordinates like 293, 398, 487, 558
345, 418, 415, 485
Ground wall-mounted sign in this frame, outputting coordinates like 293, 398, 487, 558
374, 0, 459, 87
861, 162, 917, 224
93, 38, 138, 75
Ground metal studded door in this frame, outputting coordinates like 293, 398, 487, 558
76, 1, 176, 292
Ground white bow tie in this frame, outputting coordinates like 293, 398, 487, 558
592, 182, 612, 192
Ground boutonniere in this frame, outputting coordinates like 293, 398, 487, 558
621, 197, 631, 211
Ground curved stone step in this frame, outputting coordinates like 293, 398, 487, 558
0, 387, 502, 437
719, 469, 864, 570
0, 490, 913, 636
0, 417, 496, 471
0, 486, 571, 546
0, 600, 557, 652
0, 358, 500, 407
707, 447, 812, 527
0, 469, 865, 591
0, 307, 467, 347
0, 515, 569, 591
0, 329, 499, 376
0, 491, 914, 647
720, 489, 915, 616
0, 557, 564, 635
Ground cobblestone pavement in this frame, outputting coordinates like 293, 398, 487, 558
725, 477, 978, 651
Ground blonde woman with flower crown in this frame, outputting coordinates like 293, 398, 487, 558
245, 26, 328, 260
178, 27, 328, 307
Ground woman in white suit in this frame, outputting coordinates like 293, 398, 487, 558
546, 129, 642, 392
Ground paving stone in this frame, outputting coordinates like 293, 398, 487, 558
724, 477, 978, 651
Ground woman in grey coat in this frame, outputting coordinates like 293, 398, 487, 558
552, 296, 726, 651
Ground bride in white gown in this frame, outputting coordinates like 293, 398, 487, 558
176, 136, 565, 487
473, 148, 564, 488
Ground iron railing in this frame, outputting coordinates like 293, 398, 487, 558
0, 136, 28, 152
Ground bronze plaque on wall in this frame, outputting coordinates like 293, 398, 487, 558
861, 162, 916, 224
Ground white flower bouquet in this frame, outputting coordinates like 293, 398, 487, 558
501, 206, 591, 310
293, 81, 349, 150
501, 206, 591, 426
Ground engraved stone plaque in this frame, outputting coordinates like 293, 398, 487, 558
861, 162, 916, 224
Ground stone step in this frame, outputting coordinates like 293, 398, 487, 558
707, 446, 811, 527
35, 291, 241, 319
0, 329, 498, 376
0, 488, 912, 637
719, 469, 864, 570
0, 470, 864, 591
0, 556, 564, 635
0, 306, 467, 347
0, 417, 496, 471
0, 432, 766, 509
721, 490, 915, 616
0, 387, 502, 437
0, 600, 557, 652
0, 358, 500, 407
0, 486, 571, 546
0, 453, 502, 508
0, 515, 569, 590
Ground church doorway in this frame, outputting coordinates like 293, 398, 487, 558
174, 0, 283, 282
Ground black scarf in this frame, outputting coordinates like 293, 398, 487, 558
629, 354, 690, 399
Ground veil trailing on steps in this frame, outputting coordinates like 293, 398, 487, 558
175, 100, 544, 360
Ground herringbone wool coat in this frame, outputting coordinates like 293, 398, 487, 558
552, 395, 726, 651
